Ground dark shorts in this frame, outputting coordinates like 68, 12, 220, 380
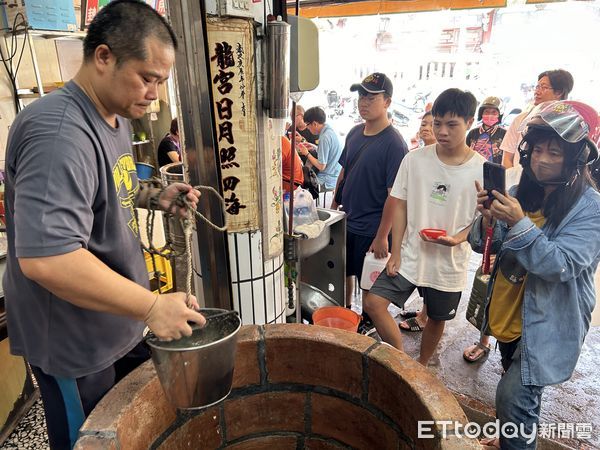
346, 231, 374, 278
346, 230, 392, 279
370, 272, 462, 321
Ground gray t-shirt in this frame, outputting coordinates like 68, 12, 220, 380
3, 81, 148, 378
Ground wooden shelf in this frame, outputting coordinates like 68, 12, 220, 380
17, 92, 40, 99
3, 28, 86, 40
132, 140, 151, 146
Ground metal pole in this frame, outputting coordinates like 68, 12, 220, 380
167, 0, 233, 310
273, 0, 287, 22
26, 33, 44, 97
288, 102, 296, 235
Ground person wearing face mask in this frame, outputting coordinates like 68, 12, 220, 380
463, 70, 575, 363
466, 97, 507, 164
469, 101, 600, 450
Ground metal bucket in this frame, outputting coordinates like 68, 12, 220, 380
146, 308, 241, 410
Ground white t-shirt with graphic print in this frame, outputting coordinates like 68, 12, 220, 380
390, 144, 485, 292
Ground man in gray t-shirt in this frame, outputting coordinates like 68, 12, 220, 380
3, 2, 205, 448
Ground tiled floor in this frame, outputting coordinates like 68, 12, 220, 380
1, 399, 48, 450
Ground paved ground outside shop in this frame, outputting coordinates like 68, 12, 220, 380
357, 255, 600, 450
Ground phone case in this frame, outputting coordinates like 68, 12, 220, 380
483, 162, 506, 208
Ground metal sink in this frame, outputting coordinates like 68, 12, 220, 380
297, 208, 345, 258
299, 281, 340, 322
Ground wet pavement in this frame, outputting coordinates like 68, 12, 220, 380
356, 255, 600, 450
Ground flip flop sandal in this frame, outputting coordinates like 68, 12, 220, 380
399, 317, 424, 332
463, 341, 491, 363
480, 437, 500, 449
399, 309, 420, 319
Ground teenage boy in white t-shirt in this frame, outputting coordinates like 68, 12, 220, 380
363, 88, 485, 366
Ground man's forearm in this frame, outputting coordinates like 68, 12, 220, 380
502, 151, 514, 168
374, 190, 395, 240
305, 152, 326, 171
135, 181, 162, 209
19, 248, 154, 321
331, 168, 345, 206
454, 224, 473, 244
391, 199, 407, 255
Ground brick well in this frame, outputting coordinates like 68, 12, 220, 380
75, 324, 479, 449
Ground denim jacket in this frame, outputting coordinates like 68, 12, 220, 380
469, 186, 600, 386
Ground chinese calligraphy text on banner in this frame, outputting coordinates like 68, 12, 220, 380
207, 19, 260, 233
262, 118, 284, 258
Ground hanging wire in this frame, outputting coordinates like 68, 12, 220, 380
0, 13, 30, 114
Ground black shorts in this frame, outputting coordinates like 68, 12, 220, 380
346, 231, 374, 278
370, 272, 462, 321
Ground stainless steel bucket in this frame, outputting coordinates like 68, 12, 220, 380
146, 308, 241, 410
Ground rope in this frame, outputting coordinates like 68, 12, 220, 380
183, 217, 194, 307
175, 185, 228, 307
143, 182, 228, 309
181, 186, 228, 232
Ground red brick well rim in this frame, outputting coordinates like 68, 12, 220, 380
75, 324, 477, 449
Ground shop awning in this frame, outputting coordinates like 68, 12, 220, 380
287, 0, 565, 18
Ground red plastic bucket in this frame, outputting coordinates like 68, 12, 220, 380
312, 306, 361, 332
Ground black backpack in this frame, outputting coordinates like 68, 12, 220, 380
302, 166, 320, 199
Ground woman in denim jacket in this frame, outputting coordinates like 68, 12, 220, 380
468, 101, 600, 450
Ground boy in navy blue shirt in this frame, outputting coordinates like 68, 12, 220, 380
332, 73, 408, 327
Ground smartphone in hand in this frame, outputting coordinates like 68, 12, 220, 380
483, 161, 506, 209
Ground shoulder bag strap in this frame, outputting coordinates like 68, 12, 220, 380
344, 125, 391, 178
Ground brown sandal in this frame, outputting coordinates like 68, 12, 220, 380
463, 341, 491, 363
480, 437, 500, 449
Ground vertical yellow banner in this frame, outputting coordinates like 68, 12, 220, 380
207, 18, 259, 232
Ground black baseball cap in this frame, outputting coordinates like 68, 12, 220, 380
350, 72, 393, 97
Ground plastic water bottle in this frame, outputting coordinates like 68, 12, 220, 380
283, 191, 290, 218
293, 189, 314, 227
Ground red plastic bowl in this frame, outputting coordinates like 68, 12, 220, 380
421, 228, 447, 239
